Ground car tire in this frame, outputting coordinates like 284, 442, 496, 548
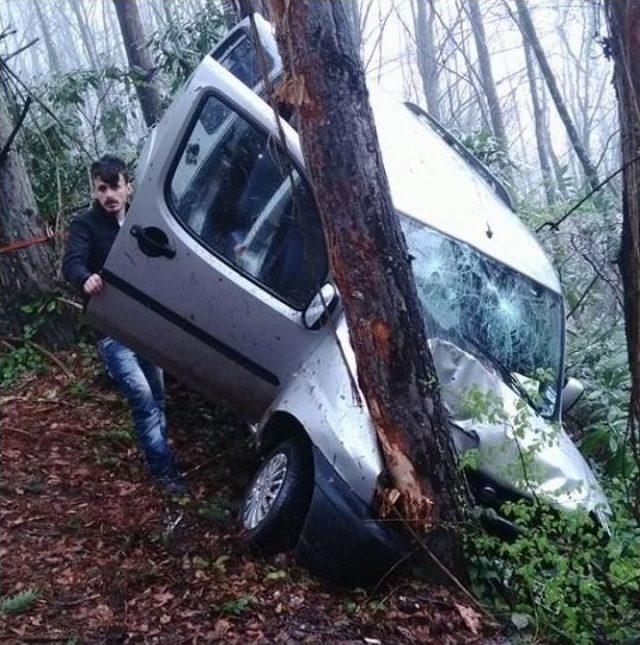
240, 436, 313, 554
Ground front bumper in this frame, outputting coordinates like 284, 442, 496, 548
295, 446, 410, 586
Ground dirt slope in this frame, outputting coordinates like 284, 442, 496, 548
0, 350, 498, 643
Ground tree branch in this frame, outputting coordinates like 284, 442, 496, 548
0, 96, 31, 167
3, 37, 39, 63
565, 273, 600, 320
0, 27, 17, 42
536, 153, 640, 233
0, 58, 92, 159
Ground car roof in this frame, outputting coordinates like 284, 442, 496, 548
210, 16, 561, 293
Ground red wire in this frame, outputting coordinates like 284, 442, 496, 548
0, 231, 65, 255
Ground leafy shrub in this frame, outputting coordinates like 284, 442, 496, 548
461, 387, 640, 643
467, 495, 640, 644
1, 588, 41, 615
0, 325, 46, 388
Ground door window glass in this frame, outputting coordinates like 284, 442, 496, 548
168, 95, 327, 308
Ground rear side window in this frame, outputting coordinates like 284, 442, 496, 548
213, 30, 274, 89
168, 95, 327, 309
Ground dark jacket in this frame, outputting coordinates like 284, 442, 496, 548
62, 204, 120, 292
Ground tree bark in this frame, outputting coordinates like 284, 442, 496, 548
268, 0, 467, 532
514, 0, 600, 192
0, 92, 73, 347
413, 0, 442, 121
522, 32, 555, 205
112, 0, 162, 128
605, 0, 640, 499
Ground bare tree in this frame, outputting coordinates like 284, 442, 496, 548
33, 0, 63, 75
522, 31, 555, 205
465, 0, 508, 151
513, 0, 600, 191
267, 0, 467, 539
605, 0, 640, 508
112, 0, 162, 128
413, 0, 441, 121
68, 0, 102, 71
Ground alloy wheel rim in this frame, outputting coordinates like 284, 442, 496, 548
242, 452, 288, 530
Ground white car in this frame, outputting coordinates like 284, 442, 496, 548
87, 17, 609, 584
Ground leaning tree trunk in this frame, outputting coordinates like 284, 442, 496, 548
514, 0, 600, 192
268, 0, 468, 536
414, 0, 442, 122
33, 0, 63, 76
112, 0, 162, 128
522, 33, 555, 206
465, 0, 508, 154
0, 93, 74, 347
605, 0, 640, 506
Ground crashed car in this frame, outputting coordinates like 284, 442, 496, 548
86, 17, 610, 583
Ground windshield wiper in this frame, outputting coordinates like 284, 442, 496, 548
462, 335, 539, 412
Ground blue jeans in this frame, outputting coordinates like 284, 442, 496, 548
97, 337, 177, 481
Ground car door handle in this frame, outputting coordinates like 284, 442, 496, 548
130, 225, 176, 259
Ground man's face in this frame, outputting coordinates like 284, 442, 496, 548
91, 174, 132, 216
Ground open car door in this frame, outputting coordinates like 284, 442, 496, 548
85, 56, 329, 420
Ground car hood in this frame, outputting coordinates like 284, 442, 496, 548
369, 89, 561, 295
429, 338, 610, 517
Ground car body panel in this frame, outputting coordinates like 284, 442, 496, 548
429, 338, 609, 514
86, 58, 327, 420
258, 315, 384, 505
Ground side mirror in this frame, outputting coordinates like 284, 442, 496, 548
562, 377, 584, 413
303, 283, 338, 330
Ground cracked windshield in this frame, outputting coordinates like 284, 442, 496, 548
401, 218, 563, 417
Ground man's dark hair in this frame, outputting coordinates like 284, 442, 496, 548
90, 155, 131, 187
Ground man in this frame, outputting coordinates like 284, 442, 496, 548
63, 155, 185, 494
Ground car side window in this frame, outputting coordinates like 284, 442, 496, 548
214, 31, 274, 89
168, 95, 328, 309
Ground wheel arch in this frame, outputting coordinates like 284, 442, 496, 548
258, 411, 312, 456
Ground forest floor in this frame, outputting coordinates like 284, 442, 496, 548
1, 348, 501, 643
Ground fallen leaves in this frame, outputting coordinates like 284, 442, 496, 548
0, 352, 499, 642
454, 602, 483, 635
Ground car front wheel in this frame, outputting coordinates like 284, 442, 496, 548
240, 436, 313, 553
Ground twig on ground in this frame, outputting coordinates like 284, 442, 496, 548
368, 550, 416, 596
394, 509, 497, 625
55, 297, 83, 312
53, 593, 101, 608
182, 439, 252, 477
1, 396, 80, 411
0, 335, 75, 379
6, 427, 35, 438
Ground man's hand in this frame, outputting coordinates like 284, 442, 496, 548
83, 273, 104, 296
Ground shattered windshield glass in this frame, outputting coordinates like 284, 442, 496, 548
401, 217, 563, 417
